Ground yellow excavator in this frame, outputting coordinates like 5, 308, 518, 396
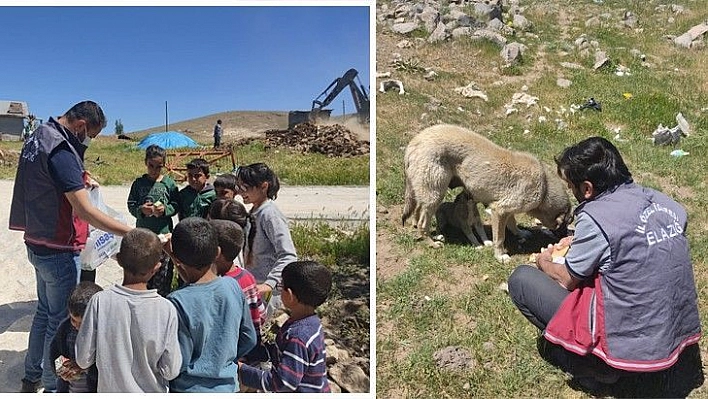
288, 68, 370, 128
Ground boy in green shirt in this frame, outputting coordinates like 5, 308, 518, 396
177, 158, 216, 220
127, 144, 179, 296
127, 145, 179, 234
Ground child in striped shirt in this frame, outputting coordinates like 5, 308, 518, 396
238, 261, 332, 393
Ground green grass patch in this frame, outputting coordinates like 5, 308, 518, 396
0, 137, 369, 186
291, 222, 369, 267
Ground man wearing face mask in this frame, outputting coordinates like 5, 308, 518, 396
507, 137, 702, 394
9, 100, 133, 393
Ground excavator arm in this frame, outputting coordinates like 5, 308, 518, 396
288, 68, 370, 128
311, 68, 369, 125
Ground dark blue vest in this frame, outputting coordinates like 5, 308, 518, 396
9, 118, 88, 251
582, 182, 699, 362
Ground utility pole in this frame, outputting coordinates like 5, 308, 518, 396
165, 101, 168, 132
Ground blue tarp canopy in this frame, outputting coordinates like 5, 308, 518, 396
137, 131, 199, 150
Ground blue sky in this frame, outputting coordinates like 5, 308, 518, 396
0, 5, 371, 134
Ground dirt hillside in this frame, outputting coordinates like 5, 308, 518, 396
128, 111, 289, 142
128, 111, 370, 144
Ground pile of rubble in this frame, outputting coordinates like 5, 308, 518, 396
262, 122, 370, 157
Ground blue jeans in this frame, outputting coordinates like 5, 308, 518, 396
24, 248, 80, 392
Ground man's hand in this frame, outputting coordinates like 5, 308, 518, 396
536, 244, 579, 290
535, 244, 554, 267
84, 171, 100, 189
160, 233, 175, 262
556, 235, 573, 249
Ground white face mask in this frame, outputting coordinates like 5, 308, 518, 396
81, 128, 92, 147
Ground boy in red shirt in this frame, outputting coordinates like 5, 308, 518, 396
210, 219, 268, 364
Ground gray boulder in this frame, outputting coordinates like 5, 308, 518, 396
500, 42, 527, 63
392, 22, 420, 35
452, 27, 473, 38
328, 361, 370, 393
418, 7, 440, 33
428, 21, 450, 43
472, 29, 508, 46
513, 14, 532, 31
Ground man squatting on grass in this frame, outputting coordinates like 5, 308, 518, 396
9, 100, 133, 393
508, 137, 702, 388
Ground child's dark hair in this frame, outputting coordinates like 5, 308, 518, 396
282, 261, 332, 308
172, 217, 219, 270
236, 163, 280, 200
209, 219, 244, 262
145, 144, 166, 162
555, 136, 633, 195
68, 281, 103, 317
213, 173, 237, 191
208, 199, 250, 228
116, 228, 163, 277
186, 158, 210, 176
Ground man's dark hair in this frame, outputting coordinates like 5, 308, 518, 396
235, 163, 280, 200
117, 228, 163, 277
208, 198, 249, 228
217, 119, 222, 124
282, 261, 332, 308
172, 217, 218, 270
209, 219, 244, 262
186, 158, 210, 176
145, 144, 167, 161
213, 173, 237, 191
63, 100, 107, 131
555, 136, 633, 195
68, 281, 103, 317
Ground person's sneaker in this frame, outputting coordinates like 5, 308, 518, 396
20, 378, 42, 393
570, 376, 614, 393
536, 336, 622, 385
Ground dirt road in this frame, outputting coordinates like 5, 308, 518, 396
0, 180, 369, 393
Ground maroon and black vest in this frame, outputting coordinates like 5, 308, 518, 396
544, 182, 700, 372
9, 118, 89, 252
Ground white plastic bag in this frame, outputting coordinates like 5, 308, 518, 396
79, 188, 127, 271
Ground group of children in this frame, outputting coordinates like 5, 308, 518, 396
49, 144, 333, 393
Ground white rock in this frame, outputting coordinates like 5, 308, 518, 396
560, 62, 584, 70
454, 83, 489, 101
556, 78, 572, 88
396, 39, 413, 48
392, 22, 420, 35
